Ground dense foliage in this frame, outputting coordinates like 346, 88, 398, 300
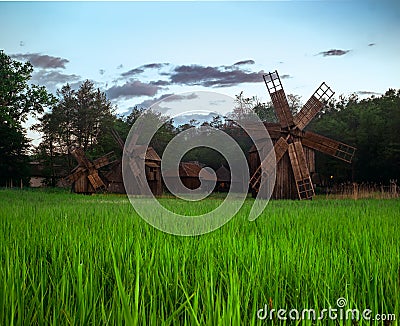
309, 90, 400, 182
0, 50, 54, 185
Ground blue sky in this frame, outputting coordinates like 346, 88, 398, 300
1, 1, 399, 142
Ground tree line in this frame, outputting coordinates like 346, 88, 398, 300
1, 50, 399, 186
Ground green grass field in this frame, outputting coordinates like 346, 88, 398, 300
0, 189, 399, 325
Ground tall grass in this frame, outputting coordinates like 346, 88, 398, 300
0, 189, 399, 325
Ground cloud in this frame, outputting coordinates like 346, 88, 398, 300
143, 63, 167, 69
11, 53, 69, 69
121, 63, 169, 78
121, 67, 145, 77
356, 90, 381, 96
317, 49, 351, 57
31, 70, 81, 93
150, 80, 170, 86
106, 80, 161, 99
135, 93, 175, 110
163, 93, 198, 102
233, 59, 255, 66
173, 113, 217, 126
167, 64, 265, 87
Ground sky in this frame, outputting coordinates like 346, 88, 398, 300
1, 0, 399, 144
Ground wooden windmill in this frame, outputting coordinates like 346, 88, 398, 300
249, 70, 356, 200
107, 128, 162, 196
62, 146, 116, 194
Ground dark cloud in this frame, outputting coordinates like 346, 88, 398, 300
233, 59, 255, 66
368, 43, 376, 47
31, 70, 81, 93
150, 80, 170, 86
11, 53, 69, 69
143, 63, 167, 69
106, 80, 161, 99
121, 68, 145, 77
317, 49, 351, 57
167, 64, 264, 87
121, 63, 169, 78
162, 93, 198, 102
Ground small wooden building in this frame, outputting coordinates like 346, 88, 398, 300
215, 165, 231, 192
163, 161, 216, 193
248, 123, 316, 200
104, 147, 162, 196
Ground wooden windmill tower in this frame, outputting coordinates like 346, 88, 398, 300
62, 146, 116, 194
106, 128, 162, 196
249, 70, 356, 199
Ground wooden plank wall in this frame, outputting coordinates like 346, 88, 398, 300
249, 143, 315, 199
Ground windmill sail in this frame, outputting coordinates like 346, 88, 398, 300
263, 71, 294, 129
294, 82, 335, 131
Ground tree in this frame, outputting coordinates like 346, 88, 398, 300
309, 90, 400, 182
34, 81, 116, 181
0, 50, 55, 186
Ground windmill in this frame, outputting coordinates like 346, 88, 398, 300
62, 145, 116, 194
107, 128, 162, 196
249, 70, 356, 200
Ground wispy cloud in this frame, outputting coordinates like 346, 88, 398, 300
120, 63, 169, 78
135, 93, 175, 110
357, 90, 381, 96
106, 80, 162, 99
317, 49, 351, 57
11, 53, 69, 69
233, 59, 255, 66
31, 70, 81, 93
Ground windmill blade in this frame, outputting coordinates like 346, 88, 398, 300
263, 71, 294, 129
111, 128, 125, 150
87, 170, 106, 190
288, 141, 314, 200
69, 146, 92, 169
294, 82, 335, 130
249, 137, 289, 191
93, 152, 117, 169
302, 131, 356, 163
127, 157, 147, 190
61, 167, 87, 186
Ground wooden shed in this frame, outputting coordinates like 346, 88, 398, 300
163, 161, 216, 193
104, 146, 162, 196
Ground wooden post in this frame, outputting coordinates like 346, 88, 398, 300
353, 182, 358, 200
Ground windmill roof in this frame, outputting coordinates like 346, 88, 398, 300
216, 165, 231, 182
146, 147, 161, 161
163, 162, 216, 181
